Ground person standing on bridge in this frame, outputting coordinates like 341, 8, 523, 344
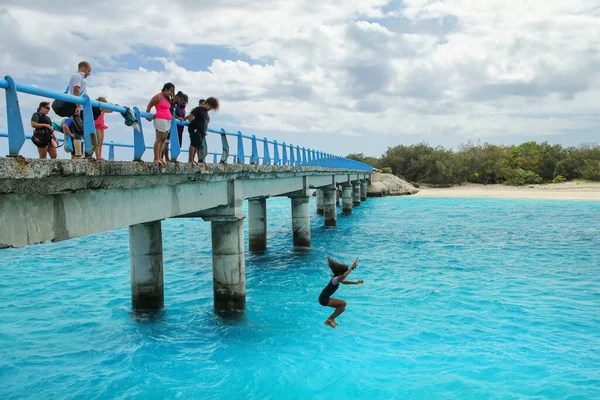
185, 97, 220, 165
146, 83, 175, 166
173, 91, 189, 149
319, 257, 363, 328
30, 101, 59, 159
94, 96, 114, 161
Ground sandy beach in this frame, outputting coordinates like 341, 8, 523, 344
416, 182, 600, 201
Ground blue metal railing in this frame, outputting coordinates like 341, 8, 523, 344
0, 76, 372, 171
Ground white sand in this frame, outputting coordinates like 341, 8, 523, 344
416, 182, 600, 201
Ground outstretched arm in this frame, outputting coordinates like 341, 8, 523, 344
341, 280, 364, 285
339, 257, 359, 282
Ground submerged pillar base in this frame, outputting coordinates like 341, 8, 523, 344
291, 196, 311, 248
342, 185, 353, 215
210, 217, 246, 315
248, 197, 267, 252
323, 189, 337, 227
129, 220, 164, 311
316, 189, 324, 215
353, 182, 361, 206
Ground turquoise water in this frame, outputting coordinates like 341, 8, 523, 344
1, 197, 600, 399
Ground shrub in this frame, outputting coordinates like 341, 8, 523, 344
503, 168, 544, 186
381, 167, 393, 174
552, 175, 567, 183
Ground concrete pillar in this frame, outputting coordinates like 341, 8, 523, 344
316, 189, 324, 215
129, 220, 164, 310
291, 196, 311, 247
361, 180, 368, 201
336, 188, 340, 207
353, 182, 361, 206
322, 189, 337, 227
211, 217, 246, 314
342, 185, 353, 215
248, 197, 267, 252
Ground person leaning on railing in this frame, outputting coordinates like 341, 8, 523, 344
146, 83, 175, 166
30, 101, 59, 159
67, 61, 97, 159
173, 91, 189, 150
184, 97, 220, 165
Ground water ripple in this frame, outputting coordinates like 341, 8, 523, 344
1, 197, 600, 399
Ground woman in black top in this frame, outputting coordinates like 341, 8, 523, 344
31, 101, 58, 159
319, 257, 363, 328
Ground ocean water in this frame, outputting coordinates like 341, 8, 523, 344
1, 196, 600, 399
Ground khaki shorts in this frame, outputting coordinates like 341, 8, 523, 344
153, 118, 171, 134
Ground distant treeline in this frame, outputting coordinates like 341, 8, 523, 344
348, 141, 600, 186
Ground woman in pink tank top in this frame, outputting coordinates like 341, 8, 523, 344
146, 82, 175, 166
94, 96, 113, 161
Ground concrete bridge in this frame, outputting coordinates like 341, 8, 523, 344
0, 158, 370, 314
0, 75, 372, 315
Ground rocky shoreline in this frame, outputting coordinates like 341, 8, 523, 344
367, 172, 419, 197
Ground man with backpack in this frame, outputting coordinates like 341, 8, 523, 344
52, 61, 98, 158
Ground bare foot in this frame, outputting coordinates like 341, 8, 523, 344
324, 319, 336, 329
189, 160, 198, 166
332, 320, 339, 327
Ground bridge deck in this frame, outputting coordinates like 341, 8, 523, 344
0, 157, 369, 248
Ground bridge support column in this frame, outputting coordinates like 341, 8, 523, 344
323, 189, 337, 227
316, 189, 324, 215
210, 216, 246, 314
129, 220, 164, 310
361, 180, 368, 201
353, 182, 361, 206
248, 197, 267, 252
336, 187, 340, 207
291, 196, 311, 248
342, 185, 353, 215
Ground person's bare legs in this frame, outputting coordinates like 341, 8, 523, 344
324, 298, 346, 328
95, 128, 104, 159
162, 144, 170, 163
48, 144, 57, 159
37, 146, 48, 159
189, 146, 197, 165
154, 130, 166, 165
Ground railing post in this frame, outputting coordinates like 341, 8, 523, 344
4, 76, 25, 157
250, 134, 259, 164
282, 142, 288, 165
289, 143, 295, 165
132, 107, 146, 161
302, 147, 307, 165
263, 137, 271, 165
295, 145, 301, 166
220, 128, 229, 163
81, 94, 95, 157
237, 131, 245, 164
273, 140, 280, 165
307, 148, 312, 165
170, 118, 180, 161
213, 153, 218, 163
108, 142, 115, 161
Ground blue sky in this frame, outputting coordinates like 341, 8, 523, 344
1, 0, 599, 160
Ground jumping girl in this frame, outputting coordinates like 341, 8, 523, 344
319, 257, 364, 328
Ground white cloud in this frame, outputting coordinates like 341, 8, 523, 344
1, 0, 599, 158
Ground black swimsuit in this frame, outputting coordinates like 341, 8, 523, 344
319, 277, 339, 306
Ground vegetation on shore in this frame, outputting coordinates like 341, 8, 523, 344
348, 141, 600, 186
